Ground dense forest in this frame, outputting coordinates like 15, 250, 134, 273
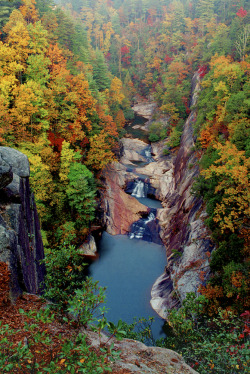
0, 0, 249, 372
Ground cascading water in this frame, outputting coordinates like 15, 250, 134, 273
131, 179, 148, 198
144, 147, 155, 163
129, 210, 162, 244
129, 211, 156, 240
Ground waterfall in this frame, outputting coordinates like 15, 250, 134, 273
131, 180, 148, 198
145, 212, 156, 223
129, 210, 161, 243
143, 146, 155, 163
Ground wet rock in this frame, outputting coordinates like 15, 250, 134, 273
136, 160, 174, 201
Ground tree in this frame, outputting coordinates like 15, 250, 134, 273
197, 0, 215, 34
19, 0, 39, 24
92, 50, 111, 91
66, 162, 97, 229
201, 142, 250, 233
0, 0, 20, 28
235, 24, 250, 61
86, 130, 116, 170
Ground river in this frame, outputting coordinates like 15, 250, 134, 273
89, 233, 166, 342
89, 114, 167, 342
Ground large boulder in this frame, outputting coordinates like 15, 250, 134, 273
0, 147, 45, 300
87, 328, 199, 374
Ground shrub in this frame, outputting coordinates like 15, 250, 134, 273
167, 127, 182, 148
148, 122, 168, 142
157, 293, 250, 374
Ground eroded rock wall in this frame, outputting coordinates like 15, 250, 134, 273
151, 72, 215, 318
0, 147, 45, 300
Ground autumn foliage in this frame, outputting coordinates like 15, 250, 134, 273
0, 0, 126, 247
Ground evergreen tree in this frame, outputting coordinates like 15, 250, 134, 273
197, 0, 215, 28
35, 0, 53, 17
92, 49, 111, 91
0, 0, 21, 28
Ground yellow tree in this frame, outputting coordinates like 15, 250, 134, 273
3, 11, 30, 82
109, 76, 125, 106
86, 130, 116, 171
201, 142, 250, 233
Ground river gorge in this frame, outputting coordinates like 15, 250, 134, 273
88, 71, 215, 342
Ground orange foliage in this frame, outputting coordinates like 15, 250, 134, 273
199, 126, 215, 148
19, 0, 39, 24
168, 61, 189, 84
199, 283, 224, 315
47, 44, 68, 77
115, 109, 126, 130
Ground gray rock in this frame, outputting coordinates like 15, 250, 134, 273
5, 173, 21, 199
0, 225, 11, 262
0, 164, 13, 189
0, 147, 30, 177
0, 148, 45, 300
86, 328, 199, 374
79, 235, 97, 257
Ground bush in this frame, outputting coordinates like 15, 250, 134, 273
0, 309, 116, 373
167, 127, 182, 148
148, 122, 168, 142
157, 293, 250, 374
43, 244, 88, 310
163, 148, 170, 155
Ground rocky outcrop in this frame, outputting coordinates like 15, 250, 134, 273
101, 163, 148, 235
87, 328, 199, 374
150, 72, 215, 318
120, 138, 149, 164
0, 147, 45, 300
132, 102, 157, 120
78, 235, 98, 258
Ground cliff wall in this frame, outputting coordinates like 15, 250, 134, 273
151, 72, 215, 317
0, 147, 45, 300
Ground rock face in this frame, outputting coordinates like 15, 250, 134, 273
132, 102, 157, 120
0, 147, 45, 300
87, 328, 199, 374
150, 72, 215, 318
101, 163, 148, 235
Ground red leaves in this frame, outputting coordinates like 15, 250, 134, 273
121, 45, 130, 55
121, 45, 131, 65
198, 65, 208, 78
236, 7, 247, 18
164, 54, 173, 64
48, 131, 64, 152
